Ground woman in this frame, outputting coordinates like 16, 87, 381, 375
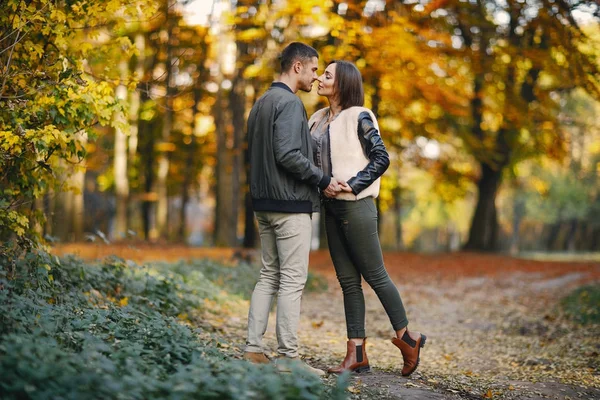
309, 60, 426, 376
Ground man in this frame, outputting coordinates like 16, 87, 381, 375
244, 42, 343, 375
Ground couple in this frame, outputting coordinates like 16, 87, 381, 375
243, 42, 426, 377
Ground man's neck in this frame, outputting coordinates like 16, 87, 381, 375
278, 74, 298, 93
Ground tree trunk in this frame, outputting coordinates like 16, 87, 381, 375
580, 221, 594, 251
213, 87, 236, 246
156, 0, 175, 239
592, 227, 600, 251
213, 13, 237, 247
228, 73, 246, 245
112, 60, 129, 240
566, 219, 578, 252
242, 99, 256, 248
178, 143, 194, 243
464, 162, 502, 251
127, 33, 144, 234
55, 184, 73, 241
33, 196, 44, 237
371, 75, 383, 234
546, 222, 561, 251
141, 123, 156, 241
137, 29, 159, 241
179, 87, 202, 242
129, 33, 144, 162
71, 132, 87, 241
139, 88, 157, 241
510, 195, 525, 255
44, 189, 55, 238
393, 185, 404, 251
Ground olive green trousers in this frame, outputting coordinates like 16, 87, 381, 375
324, 197, 408, 338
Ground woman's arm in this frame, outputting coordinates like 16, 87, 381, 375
346, 111, 390, 195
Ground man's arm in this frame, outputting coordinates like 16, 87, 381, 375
273, 100, 330, 190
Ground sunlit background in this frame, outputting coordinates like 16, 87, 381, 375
2, 0, 599, 254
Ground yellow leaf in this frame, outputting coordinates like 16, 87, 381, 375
347, 386, 360, 394
311, 320, 324, 328
178, 313, 189, 321
119, 297, 129, 307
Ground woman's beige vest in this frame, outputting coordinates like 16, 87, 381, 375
309, 106, 381, 201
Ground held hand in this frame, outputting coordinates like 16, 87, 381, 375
336, 178, 353, 193
323, 180, 341, 198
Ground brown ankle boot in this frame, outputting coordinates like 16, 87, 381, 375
391, 330, 426, 376
328, 339, 371, 374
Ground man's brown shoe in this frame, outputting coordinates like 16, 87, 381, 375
391, 330, 426, 376
243, 351, 270, 364
328, 339, 371, 374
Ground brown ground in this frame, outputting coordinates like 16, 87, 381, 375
52, 244, 600, 399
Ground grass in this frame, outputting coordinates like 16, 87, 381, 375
518, 252, 600, 262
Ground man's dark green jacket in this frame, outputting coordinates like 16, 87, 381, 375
248, 82, 330, 214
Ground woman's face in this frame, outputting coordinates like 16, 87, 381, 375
317, 63, 336, 98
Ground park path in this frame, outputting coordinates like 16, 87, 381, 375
251, 252, 600, 399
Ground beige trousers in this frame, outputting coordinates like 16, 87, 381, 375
245, 211, 312, 358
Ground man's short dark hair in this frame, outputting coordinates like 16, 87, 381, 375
280, 42, 318, 73
330, 60, 364, 109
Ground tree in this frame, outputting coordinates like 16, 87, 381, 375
429, 0, 600, 251
0, 0, 157, 251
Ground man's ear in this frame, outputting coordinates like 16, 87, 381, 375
293, 60, 303, 74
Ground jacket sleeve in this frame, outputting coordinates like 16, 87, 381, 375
273, 99, 331, 190
346, 112, 390, 195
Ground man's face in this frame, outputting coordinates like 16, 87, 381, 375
297, 56, 319, 92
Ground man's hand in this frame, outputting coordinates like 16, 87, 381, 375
323, 179, 340, 198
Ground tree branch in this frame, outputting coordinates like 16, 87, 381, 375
0, 29, 20, 99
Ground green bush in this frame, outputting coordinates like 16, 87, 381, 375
561, 284, 600, 325
0, 252, 347, 399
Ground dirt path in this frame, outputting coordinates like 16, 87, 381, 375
52, 245, 600, 399
256, 252, 600, 399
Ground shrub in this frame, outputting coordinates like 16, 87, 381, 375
561, 284, 600, 325
0, 252, 347, 399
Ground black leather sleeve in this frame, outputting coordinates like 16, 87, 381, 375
346, 111, 390, 195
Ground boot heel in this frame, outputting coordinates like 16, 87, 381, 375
354, 365, 371, 374
420, 334, 427, 348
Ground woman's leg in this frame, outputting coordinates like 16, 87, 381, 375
340, 199, 425, 377
325, 204, 366, 339
342, 198, 408, 331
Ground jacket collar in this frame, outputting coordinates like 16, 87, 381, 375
271, 82, 293, 93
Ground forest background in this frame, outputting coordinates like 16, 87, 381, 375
1, 0, 600, 254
